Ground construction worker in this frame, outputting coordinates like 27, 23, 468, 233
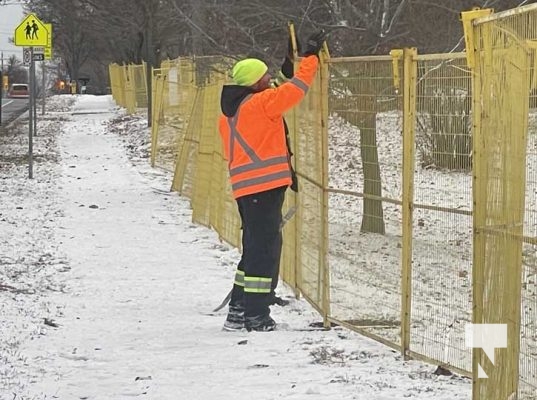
218, 31, 326, 332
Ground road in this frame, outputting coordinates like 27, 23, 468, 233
0, 97, 29, 126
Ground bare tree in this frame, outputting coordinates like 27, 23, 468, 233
24, 0, 536, 68
4, 55, 27, 84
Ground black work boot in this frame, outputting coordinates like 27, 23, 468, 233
223, 304, 245, 332
245, 314, 276, 332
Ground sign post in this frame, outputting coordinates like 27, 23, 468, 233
29, 47, 34, 178
14, 13, 51, 179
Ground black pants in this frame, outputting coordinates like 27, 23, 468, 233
230, 186, 285, 319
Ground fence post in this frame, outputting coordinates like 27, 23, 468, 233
319, 43, 331, 327
400, 47, 417, 360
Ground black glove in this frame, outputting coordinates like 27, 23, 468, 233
281, 36, 301, 79
302, 30, 327, 57
281, 56, 293, 79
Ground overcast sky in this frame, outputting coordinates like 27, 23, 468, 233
0, 2, 24, 62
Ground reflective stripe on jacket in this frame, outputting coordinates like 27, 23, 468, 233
218, 55, 319, 199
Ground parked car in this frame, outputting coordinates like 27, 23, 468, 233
8, 83, 29, 98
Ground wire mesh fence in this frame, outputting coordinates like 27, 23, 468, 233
466, 5, 537, 399
326, 55, 404, 349
410, 53, 473, 373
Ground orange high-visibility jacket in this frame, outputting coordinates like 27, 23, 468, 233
218, 55, 319, 199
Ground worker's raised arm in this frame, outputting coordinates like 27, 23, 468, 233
260, 31, 327, 118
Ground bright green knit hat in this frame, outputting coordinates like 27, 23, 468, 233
232, 58, 268, 86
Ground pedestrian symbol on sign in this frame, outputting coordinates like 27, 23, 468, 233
25, 22, 31, 39
31, 20, 39, 39
25, 21, 39, 40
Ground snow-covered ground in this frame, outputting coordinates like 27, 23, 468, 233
0, 95, 471, 399
326, 111, 474, 373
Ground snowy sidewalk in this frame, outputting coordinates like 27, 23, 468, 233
1, 96, 470, 399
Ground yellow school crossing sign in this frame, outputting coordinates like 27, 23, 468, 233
14, 14, 49, 47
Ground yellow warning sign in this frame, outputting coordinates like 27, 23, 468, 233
44, 23, 52, 60
14, 14, 49, 47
